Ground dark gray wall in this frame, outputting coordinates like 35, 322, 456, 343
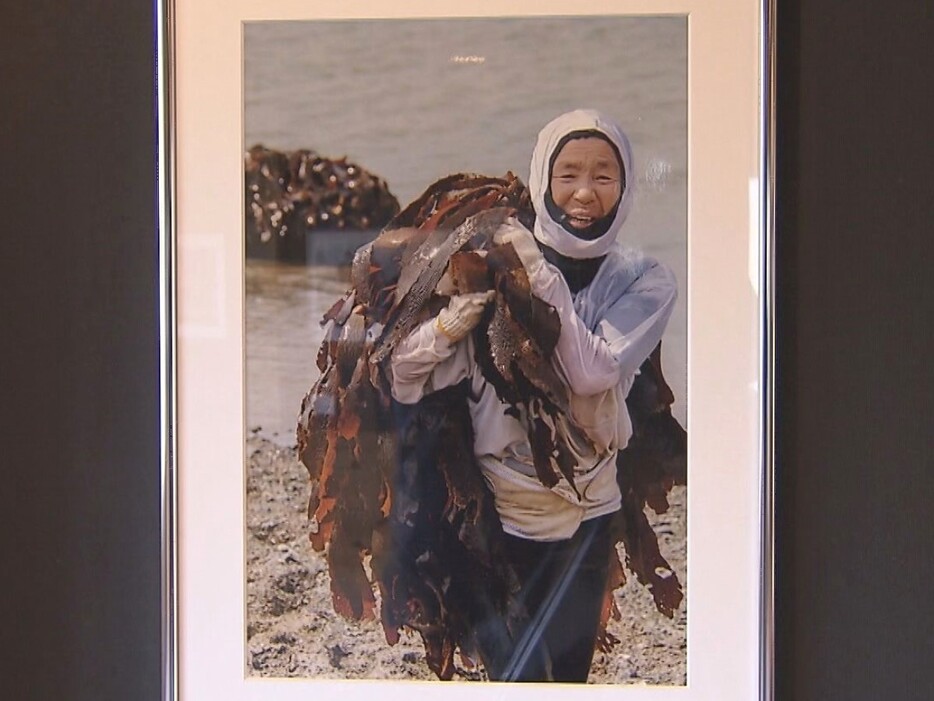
1, 2, 931, 699
775, 2, 934, 698
1, 3, 160, 700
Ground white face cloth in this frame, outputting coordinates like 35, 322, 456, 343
529, 109, 635, 260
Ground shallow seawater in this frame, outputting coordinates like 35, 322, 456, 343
245, 260, 351, 445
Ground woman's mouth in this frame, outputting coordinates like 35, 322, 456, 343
565, 213, 596, 228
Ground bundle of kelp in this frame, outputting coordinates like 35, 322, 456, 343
295, 172, 686, 678
245, 145, 400, 260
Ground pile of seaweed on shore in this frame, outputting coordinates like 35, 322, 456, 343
245, 145, 400, 261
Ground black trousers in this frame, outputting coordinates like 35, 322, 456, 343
487, 513, 615, 683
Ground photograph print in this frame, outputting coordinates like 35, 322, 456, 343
243, 15, 688, 684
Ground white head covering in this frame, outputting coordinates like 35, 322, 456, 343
529, 109, 634, 259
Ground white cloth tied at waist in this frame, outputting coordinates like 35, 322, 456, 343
479, 451, 622, 541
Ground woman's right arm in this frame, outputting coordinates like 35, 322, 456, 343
388, 315, 474, 405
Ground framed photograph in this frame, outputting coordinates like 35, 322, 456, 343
161, 0, 774, 699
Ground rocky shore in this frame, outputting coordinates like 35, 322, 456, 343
246, 435, 687, 684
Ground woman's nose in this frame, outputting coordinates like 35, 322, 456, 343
573, 183, 596, 202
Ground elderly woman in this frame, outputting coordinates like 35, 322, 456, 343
390, 109, 677, 682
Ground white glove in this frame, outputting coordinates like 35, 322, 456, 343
435, 290, 494, 342
493, 222, 545, 277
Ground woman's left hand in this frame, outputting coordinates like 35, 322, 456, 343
494, 222, 545, 277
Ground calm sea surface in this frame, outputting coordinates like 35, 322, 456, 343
244, 17, 688, 441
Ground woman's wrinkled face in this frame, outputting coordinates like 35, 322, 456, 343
549, 137, 623, 230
